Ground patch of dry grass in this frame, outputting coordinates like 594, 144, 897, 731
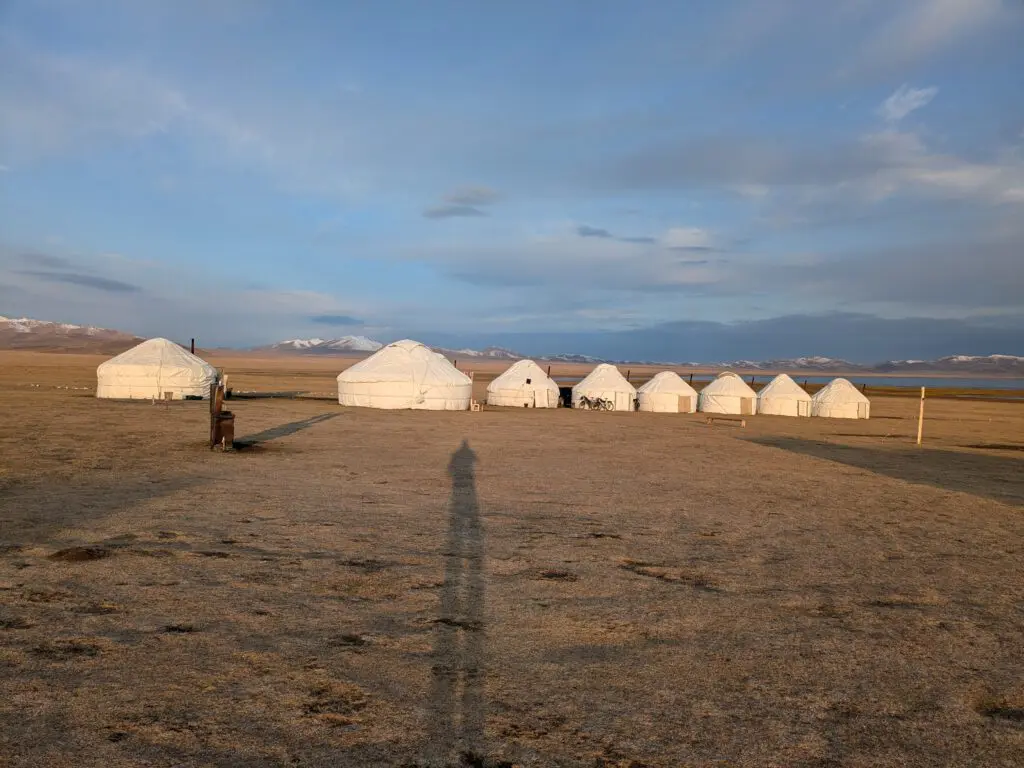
0, 351, 1022, 766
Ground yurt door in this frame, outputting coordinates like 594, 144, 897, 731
740, 397, 754, 415
858, 403, 868, 418
798, 401, 810, 416
679, 395, 692, 413
615, 392, 631, 411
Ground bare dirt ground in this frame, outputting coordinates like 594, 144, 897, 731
1, 352, 1022, 767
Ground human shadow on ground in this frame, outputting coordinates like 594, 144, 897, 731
425, 439, 487, 766
233, 413, 338, 448
749, 437, 1024, 506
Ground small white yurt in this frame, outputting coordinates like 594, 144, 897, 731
637, 371, 698, 413
698, 371, 758, 415
96, 338, 218, 400
757, 373, 812, 417
486, 360, 559, 408
811, 378, 870, 419
337, 339, 472, 410
572, 364, 637, 411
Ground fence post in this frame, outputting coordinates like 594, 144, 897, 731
916, 387, 926, 446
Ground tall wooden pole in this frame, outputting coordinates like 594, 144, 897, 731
916, 386, 926, 446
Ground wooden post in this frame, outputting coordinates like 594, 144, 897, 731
916, 387, 925, 446
546, 365, 551, 377
453, 359, 458, 369
190, 338, 195, 354
626, 369, 631, 382
750, 376, 755, 385
689, 373, 694, 384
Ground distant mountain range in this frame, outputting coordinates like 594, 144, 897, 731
261, 336, 384, 353
0, 315, 141, 353
2, 317, 1022, 374
256, 336, 1024, 374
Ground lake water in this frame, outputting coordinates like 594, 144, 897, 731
551, 374, 1024, 391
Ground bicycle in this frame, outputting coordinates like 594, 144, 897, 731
577, 395, 614, 411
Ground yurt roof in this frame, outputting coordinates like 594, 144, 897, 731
575, 363, 636, 393
812, 377, 869, 405
638, 371, 698, 396
337, 339, 470, 385
700, 371, 756, 397
98, 337, 215, 374
758, 373, 811, 400
488, 359, 556, 389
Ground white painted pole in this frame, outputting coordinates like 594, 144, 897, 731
916, 386, 926, 445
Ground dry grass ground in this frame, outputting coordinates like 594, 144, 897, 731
1, 351, 1022, 767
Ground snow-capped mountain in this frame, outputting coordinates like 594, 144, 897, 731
875, 354, 1024, 374
539, 353, 605, 364
433, 346, 522, 360
260, 336, 383, 354
0, 315, 140, 352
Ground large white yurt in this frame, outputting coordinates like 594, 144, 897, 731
698, 371, 758, 415
637, 371, 698, 413
96, 338, 218, 400
486, 359, 559, 408
337, 339, 472, 410
757, 373, 812, 417
572, 364, 637, 411
811, 378, 870, 419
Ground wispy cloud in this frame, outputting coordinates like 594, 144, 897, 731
879, 84, 938, 123
310, 314, 363, 326
423, 185, 501, 219
577, 225, 660, 245
422, 204, 488, 219
18, 270, 141, 293
444, 186, 500, 206
22, 252, 74, 269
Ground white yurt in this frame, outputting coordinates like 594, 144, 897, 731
637, 371, 698, 413
757, 373, 812, 417
572, 364, 637, 411
337, 339, 472, 410
96, 338, 218, 400
698, 371, 758, 415
486, 359, 559, 408
811, 378, 870, 419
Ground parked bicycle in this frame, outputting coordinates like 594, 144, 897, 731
577, 395, 614, 411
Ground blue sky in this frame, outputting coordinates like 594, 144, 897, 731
1, 0, 1022, 360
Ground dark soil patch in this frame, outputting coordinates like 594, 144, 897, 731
328, 633, 370, 649
964, 443, 1024, 452
0, 615, 33, 630
618, 559, 719, 592
32, 640, 102, 659
537, 569, 579, 582
49, 546, 112, 562
338, 558, 392, 573
162, 623, 199, 634
977, 699, 1024, 722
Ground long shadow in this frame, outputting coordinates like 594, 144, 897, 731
233, 413, 338, 448
426, 440, 487, 766
749, 437, 1024, 506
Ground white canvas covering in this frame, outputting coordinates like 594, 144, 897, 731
698, 371, 758, 415
337, 339, 472, 410
96, 338, 218, 400
812, 378, 870, 419
572, 364, 637, 411
757, 373, 812, 417
637, 371, 698, 413
486, 360, 559, 408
